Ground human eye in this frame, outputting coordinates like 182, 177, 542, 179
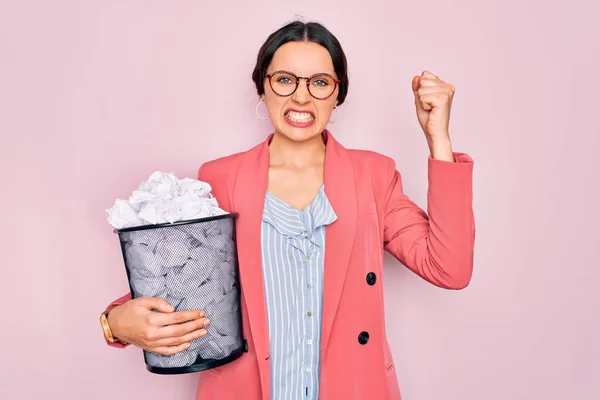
274, 73, 295, 85
310, 75, 333, 87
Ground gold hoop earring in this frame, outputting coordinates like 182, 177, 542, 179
255, 99, 269, 120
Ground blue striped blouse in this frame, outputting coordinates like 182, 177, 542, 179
260, 184, 338, 400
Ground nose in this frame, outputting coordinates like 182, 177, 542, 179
291, 78, 311, 104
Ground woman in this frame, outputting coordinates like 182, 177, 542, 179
101, 20, 475, 400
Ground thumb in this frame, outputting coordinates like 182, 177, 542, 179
412, 75, 420, 94
138, 296, 175, 312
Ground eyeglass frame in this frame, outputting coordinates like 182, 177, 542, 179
265, 70, 341, 100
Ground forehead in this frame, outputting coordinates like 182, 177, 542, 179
268, 41, 335, 76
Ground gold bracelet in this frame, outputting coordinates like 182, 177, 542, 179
100, 310, 118, 343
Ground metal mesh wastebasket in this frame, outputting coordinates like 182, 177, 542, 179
115, 213, 245, 374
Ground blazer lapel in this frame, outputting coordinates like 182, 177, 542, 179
230, 138, 271, 398
320, 130, 357, 359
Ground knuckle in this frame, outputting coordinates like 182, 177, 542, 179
177, 332, 190, 342
188, 320, 200, 331
173, 336, 186, 345
162, 337, 177, 346
172, 325, 186, 337
177, 321, 196, 333
189, 330, 202, 340
184, 331, 198, 342
154, 348, 168, 356
143, 329, 155, 341
173, 312, 186, 322
192, 329, 205, 339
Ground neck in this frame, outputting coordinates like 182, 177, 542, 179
269, 131, 326, 169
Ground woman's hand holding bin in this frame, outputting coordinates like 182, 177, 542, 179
107, 296, 211, 356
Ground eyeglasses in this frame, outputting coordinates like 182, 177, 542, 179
266, 70, 340, 100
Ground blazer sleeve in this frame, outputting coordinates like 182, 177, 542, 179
382, 153, 475, 289
103, 292, 132, 348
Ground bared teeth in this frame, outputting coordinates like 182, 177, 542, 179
286, 111, 314, 123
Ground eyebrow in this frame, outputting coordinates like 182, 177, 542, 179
268, 69, 336, 78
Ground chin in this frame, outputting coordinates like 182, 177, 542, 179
281, 129, 323, 143
277, 121, 323, 143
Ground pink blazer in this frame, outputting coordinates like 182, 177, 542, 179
105, 130, 475, 400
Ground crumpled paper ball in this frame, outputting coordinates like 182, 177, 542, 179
105, 171, 228, 229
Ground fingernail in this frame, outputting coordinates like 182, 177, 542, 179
204, 318, 211, 326
184, 342, 191, 348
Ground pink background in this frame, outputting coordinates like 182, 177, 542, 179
1, 1, 598, 399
